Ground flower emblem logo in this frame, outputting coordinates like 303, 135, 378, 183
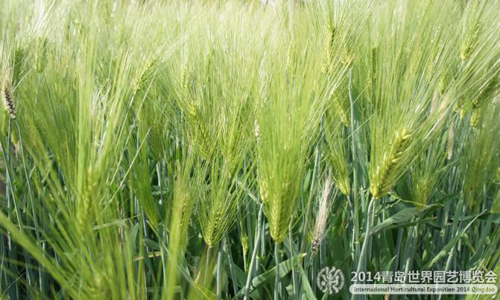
317, 266, 345, 294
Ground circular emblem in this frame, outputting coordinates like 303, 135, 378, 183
317, 266, 345, 294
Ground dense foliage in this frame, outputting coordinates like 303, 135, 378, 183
0, 0, 499, 299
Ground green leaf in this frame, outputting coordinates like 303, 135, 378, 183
369, 207, 420, 235
236, 253, 306, 298
144, 238, 160, 251
298, 265, 317, 300
251, 253, 306, 287
424, 211, 486, 269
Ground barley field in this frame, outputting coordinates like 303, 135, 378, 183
0, 0, 499, 299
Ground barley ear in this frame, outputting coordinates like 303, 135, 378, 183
370, 129, 411, 199
1, 76, 16, 119
311, 174, 333, 254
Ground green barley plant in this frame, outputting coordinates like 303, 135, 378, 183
408, 131, 450, 209
366, 0, 461, 200
323, 108, 350, 196
462, 101, 500, 212
255, 7, 347, 244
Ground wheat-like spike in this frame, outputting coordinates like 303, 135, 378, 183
181, 63, 189, 93
200, 164, 243, 248
259, 177, 269, 204
332, 95, 349, 126
447, 123, 455, 160
322, 26, 336, 73
370, 129, 411, 199
414, 177, 432, 208
340, 43, 354, 67
460, 23, 480, 61
178, 191, 192, 239
267, 180, 293, 243
241, 235, 249, 256
254, 119, 260, 140
2, 77, 16, 119
311, 175, 332, 254
134, 57, 157, 92
473, 77, 498, 108
430, 90, 439, 114
470, 77, 498, 128
366, 46, 378, 100
332, 160, 350, 196
77, 167, 98, 234
439, 71, 451, 95
470, 107, 482, 128
270, 208, 289, 243
255, 120, 271, 205
205, 210, 221, 248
